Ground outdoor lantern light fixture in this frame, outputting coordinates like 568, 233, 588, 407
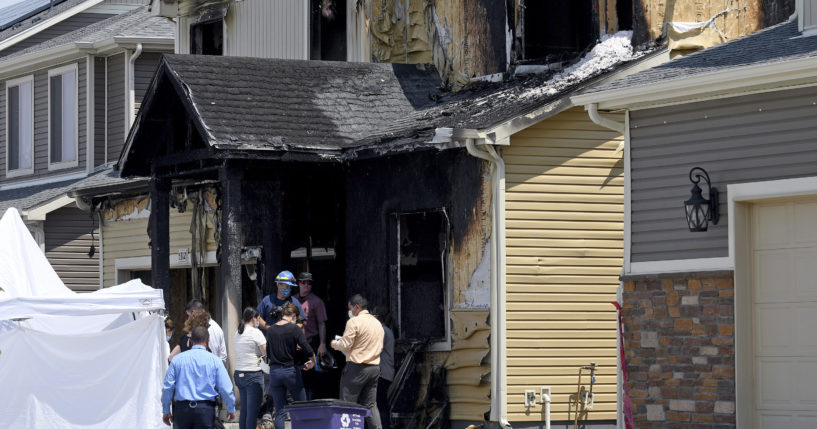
684, 167, 719, 232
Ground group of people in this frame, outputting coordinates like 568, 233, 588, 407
160, 270, 396, 429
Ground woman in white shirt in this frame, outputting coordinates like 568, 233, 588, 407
233, 307, 267, 429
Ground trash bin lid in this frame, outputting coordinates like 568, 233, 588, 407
285, 399, 367, 410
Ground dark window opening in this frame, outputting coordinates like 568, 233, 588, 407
522, 0, 597, 62
617, 0, 633, 31
396, 210, 448, 342
310, 0, 346, 61
190, 19, 223, 55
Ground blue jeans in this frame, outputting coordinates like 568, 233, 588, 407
234, 370, 264, 429
268, 365, 305, 429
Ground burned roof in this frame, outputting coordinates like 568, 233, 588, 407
585, 19, 817, 95
120, 33, 645, 177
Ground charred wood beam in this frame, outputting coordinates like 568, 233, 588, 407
154, 148, 215, 168
149, 177, 172, 306
219, 163, 244, 372
262, 180, 282, 298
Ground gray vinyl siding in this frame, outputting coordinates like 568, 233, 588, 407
629, 85, 817, 263
0, 14, 112, 59
106, 52, 126, 162
134, 52, 162, 109
94, 56, 106, 166
44, 206, 100, 291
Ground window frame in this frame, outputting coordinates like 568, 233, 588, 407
47, 63, 79, 171
5, 74, 35, 178
394, 208, 452, 352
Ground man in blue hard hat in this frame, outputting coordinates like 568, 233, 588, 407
257, 270, 306, 330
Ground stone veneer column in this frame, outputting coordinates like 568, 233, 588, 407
621, 271, 735, 427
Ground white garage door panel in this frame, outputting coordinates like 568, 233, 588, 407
753, 198, 817, 428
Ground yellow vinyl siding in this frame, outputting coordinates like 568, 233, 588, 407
102, 209, 217, 286
504, 107, 623, 422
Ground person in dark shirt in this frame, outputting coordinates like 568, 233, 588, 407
257, 271, 306, 329
265, 302, 315, 429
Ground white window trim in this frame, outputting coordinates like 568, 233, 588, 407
5, 74, 35, 178
47, 63, 80, 171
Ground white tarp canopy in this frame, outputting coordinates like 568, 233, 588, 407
0, 208, 169, 428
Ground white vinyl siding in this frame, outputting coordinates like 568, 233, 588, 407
48, 64, 79, 170
5, 75, 34, 178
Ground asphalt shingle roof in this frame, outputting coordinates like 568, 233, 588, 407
140, 46, 643, 158
0, 177, 81, 214
587, 19, 817, 94
0, 0, 86, 44
2, 6, 173, 61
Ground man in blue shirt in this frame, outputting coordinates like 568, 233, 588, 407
161, 326, 236, 428
257, 270, 306, 329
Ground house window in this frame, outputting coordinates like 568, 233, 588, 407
190, 19, 223, 55
5, 75, 34, 177
310, 0, 346, 61
521, 0, 597, 61
396, 210, 450, 349
48, 64, 78, 169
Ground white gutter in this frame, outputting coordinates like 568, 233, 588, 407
129, 43, 143, 126
571, 54, 817, 110
587, 103, 625, 134
465, 139, 511, 429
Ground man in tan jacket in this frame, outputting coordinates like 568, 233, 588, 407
331, 294, 384, 429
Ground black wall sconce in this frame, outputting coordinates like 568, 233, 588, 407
684, 167, 719, 232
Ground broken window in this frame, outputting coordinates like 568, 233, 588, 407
190, 19, 223, 56
310, 0, 346, 61
520, 0, 597, 61
396, 210, 449, 345
617, 0, 633, 31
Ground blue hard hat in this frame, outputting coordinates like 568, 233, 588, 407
275, 270, 297, 287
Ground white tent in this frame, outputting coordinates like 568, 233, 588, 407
0, 208, 169, 428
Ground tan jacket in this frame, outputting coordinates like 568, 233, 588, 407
331, 310, 384, 365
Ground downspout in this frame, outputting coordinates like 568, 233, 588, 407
586, 102, 626, 429
466, 139, 511, 429
128, 43, 143, 126
98, 210, 104, 289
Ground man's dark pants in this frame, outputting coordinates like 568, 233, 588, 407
376, 377, 392, 429
340, 362, 381, 429
173, 400, 216, 429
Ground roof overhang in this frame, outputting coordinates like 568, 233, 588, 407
20, 195, 75, 221
0, 0, 105, 54
0, 36, 173, 79
572, 54, 817, 110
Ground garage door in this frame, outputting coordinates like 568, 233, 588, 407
752, 198, 817, 428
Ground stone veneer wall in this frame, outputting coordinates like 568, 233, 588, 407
621, 271, 735, 427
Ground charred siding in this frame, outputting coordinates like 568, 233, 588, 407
45, 206, 99, 291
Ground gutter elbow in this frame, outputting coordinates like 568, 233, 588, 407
587, 103, 625, 134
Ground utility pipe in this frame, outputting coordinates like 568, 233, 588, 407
128, 43, 143, 126
97, 210, 104, 289
465, 139, 512, 429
